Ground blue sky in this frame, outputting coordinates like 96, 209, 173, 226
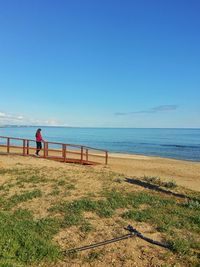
0, 0, 199, 127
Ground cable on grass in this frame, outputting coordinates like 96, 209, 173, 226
63, 224, 170, 254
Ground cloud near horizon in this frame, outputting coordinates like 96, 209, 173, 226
115, 105, 178, 116
0, 112, 24, 122
0, 111, 67, 126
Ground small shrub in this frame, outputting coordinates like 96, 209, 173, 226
143, 176, 177, 188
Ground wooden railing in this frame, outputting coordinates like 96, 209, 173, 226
0, 136, 108, 165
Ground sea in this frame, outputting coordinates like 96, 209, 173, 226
0, 127, 200, 162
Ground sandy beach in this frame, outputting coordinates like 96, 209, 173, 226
1, 152, 200, 192
108, 153, 200, 192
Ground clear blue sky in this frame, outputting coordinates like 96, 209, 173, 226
0, 0, 199, 127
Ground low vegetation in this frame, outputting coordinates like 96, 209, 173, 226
0, 163, 200, 266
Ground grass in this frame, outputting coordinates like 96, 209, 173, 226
4, 189, 42, 210
65, 183, 76, 190
0, 164, 200, 266
121, 194, 200, 234
49, 188, 60, 196
84, 250, 104, 263
49, 189, 200, 264
16, 175, 49, 185
57, 180, 66, 186
0, 209, 61, 266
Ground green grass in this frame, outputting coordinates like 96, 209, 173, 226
16, 175, 49, 185
49, 190, 176, 229
4, 189, 42, 210
57, 180, 66, 186
79, 221, 93, 233
49, 189, 200, 261
1, 166, 200, 266
0, 209, 61, 266
0, 183, 15, 192
49, 188, 60, 196
180, 200, 200, 210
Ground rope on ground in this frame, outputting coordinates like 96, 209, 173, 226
63, 225, 170, 254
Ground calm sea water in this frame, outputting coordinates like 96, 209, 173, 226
0, 127, 200, 162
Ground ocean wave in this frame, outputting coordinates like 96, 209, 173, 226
160, 144, 200, 149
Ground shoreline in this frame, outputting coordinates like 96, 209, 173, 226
109, 151, 200, 163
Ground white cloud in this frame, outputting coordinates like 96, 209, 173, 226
0, 112, 6, 117
0, 111, 67, 126
0, 112, 24, 122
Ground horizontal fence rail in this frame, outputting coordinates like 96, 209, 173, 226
0, 136, 108, 165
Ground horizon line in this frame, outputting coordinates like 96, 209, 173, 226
0, 125, 200, 129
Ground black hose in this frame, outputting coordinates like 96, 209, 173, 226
63, 225, 170, 254
65, 233, 133, 253
125, 225, 170, 249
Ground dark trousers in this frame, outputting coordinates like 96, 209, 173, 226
36, 141, 42, 155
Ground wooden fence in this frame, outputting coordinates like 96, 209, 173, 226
0, 136, 108, 165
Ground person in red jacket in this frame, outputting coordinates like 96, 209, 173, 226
35, 128, 44, 156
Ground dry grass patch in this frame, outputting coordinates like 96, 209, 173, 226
0, 155, 200, 267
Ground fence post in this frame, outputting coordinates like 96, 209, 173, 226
23, 139, 26, 155
105, 151, 108, 165
86, 149, 88, 162
27, 140, 29, 155
43, 142, 47, 158
7, 138, 10, 153
62, 144, 66, 162
46, 142, 48, 157
81, 146, 83, 164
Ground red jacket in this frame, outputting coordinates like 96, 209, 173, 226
36, 132, 43, 142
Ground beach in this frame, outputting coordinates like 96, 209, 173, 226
108, 153, 200, 192
1, 152, 200, 192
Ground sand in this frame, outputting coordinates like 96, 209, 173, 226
0, 152, 200, 191
107, 153, 200, 191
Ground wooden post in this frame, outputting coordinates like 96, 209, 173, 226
81, 146, 83, 164
23, 139, 26, 155
46, 142, 48, 157
43, 142, 47, 158
105, 151, 108, 165
62, 144, 66, 162
27, 140, 29, 155
7, 138, 10, 153
86, 149, 88, 162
